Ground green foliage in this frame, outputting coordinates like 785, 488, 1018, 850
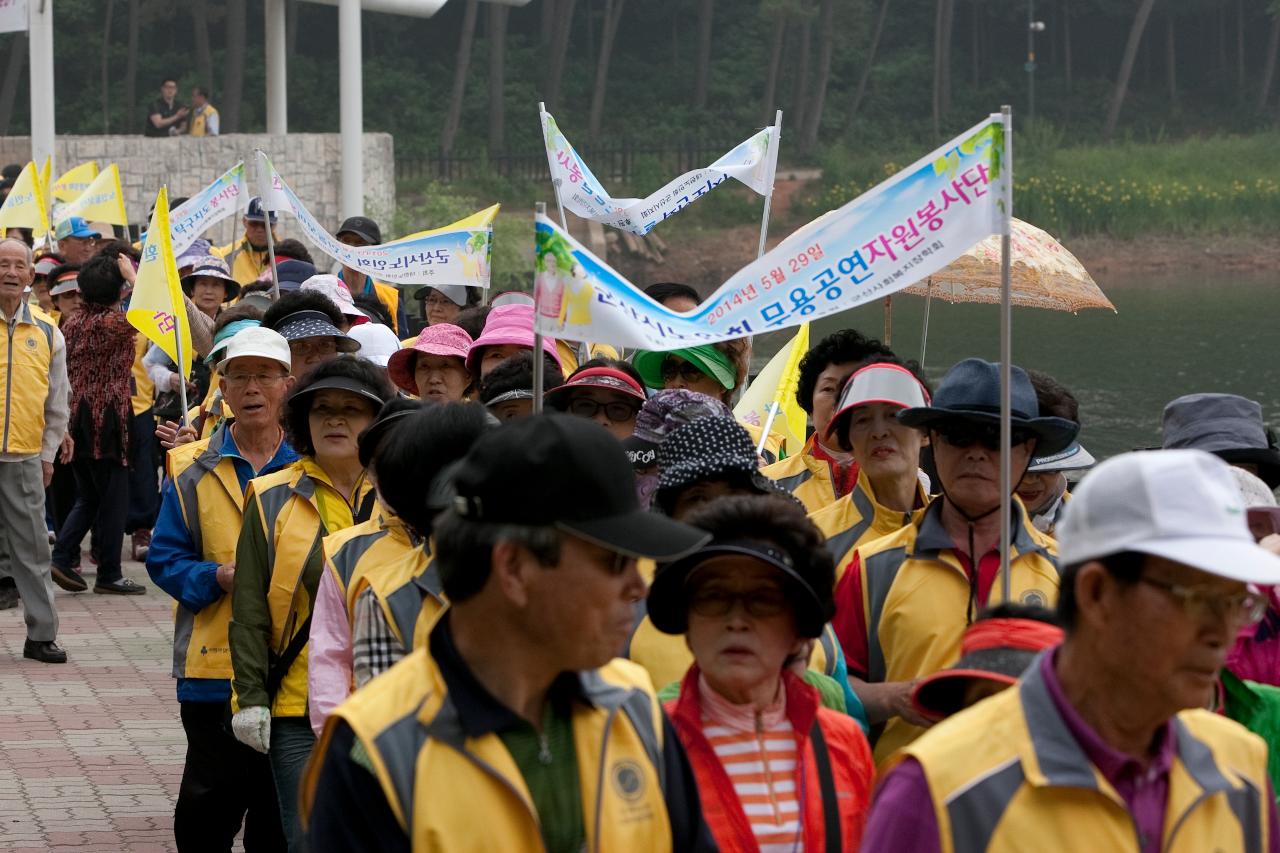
798, 130, 1280, 238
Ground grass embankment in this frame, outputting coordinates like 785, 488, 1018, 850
802, 131, 1280, 239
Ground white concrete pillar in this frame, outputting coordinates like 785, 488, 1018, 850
265, 0, 288, 135
28, 0, 55, 169
338, 0, 362, 217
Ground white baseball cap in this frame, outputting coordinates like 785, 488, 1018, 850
216, 326, 292, 373
1057, 448, 1280, 584
347, 322, 401, 367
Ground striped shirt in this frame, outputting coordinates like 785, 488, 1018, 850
699, 677, 801, 852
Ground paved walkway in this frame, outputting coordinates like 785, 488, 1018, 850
0, 554, 191, 852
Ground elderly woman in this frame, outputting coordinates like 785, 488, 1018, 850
464, 303, 562, 383
386, 322, 474, 402
544, 357, 647, 440
632, 341, 785, 461
413, 283, 478, 327
263, 291, 361, 377
229, 355, 394, 852
647, 494, 874, 850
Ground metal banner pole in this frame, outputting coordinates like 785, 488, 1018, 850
920, 279, 933, 369
999, 105, 1014, 600
254, 150, 282, 301
538, 102, 571, 233
756, 110, 783, 259
532, 202, 546, 413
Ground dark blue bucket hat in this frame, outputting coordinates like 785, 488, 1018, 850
897, 358, 1079, 457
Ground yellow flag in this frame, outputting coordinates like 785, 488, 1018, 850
57, 163, 128, 226
394, 203, 501, 241
0, 162, 50, 233
52, 161, 100, 202
128, 187, 192, 377
733, 322, 810, 453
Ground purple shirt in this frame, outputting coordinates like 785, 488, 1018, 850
862, 650, 1280, 852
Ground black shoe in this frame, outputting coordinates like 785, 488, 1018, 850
23, 640, 67, 664
50, 565, 88, 592
0, 585, 18, 610
93, 577, 147, 595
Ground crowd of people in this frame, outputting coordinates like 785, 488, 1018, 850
1, 192, 1279, 852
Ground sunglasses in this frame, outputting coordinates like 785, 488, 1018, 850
568, 397, 639, 422
934, 422, 1036, 451
660, 358, 707, 384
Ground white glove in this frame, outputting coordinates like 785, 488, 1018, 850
231, 706, 272, 754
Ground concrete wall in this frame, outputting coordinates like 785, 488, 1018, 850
0, 133, 395, 249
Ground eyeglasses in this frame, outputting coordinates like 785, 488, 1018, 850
688, 587, 790, 619
1138, 575, 1268, 626
568, 397, 639, 423
935, 422, 1035, 451
660, 358, 706, 384
223, 372, 287, 389
424, 294, 456, 308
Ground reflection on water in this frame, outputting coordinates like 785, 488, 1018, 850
751, 271, 1278, 461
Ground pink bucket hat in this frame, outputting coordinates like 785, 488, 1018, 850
465, 303, 562, 373
388, 322, 473, 394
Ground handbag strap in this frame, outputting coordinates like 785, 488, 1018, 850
810, 721, 842, 853
265, 614, 312, 701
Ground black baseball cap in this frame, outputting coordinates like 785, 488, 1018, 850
336, 216, 382, 246
451, 414, 710, 561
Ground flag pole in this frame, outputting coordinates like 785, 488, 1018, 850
999, 105, 1014, 601
255, 150, 282, 300
756, 110, 783, 259
920, 279, 934, 369
165, 185, 191, 427
532, 202, 546, 414
538, 102, 571, 233
756, 403, 780, 456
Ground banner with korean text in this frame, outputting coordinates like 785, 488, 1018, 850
534, 114, 1004, 349
168, 162, 248, 256
256, 151, 496, 288
541, 110, 776, 236
52, 161, 99, 202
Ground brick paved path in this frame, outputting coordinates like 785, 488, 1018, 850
0, 554, 192, 852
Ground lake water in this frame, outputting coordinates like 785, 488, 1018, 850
752, 271, 1278, 462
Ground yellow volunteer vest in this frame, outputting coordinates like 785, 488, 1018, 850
189, 104, 219, 136
301, 649, 674, 852
130, 332, 157, 417
348, 544, 442, 651
809, 468, 925, 582
894, 657, 1271, 853
0, 302, 56, 455
626, 560, 842, 692
855, 496, 1060, 762
217, 239, 271, 286
554, 340, 621, 375
236, 458, 372, 717
166, 428, 249, 680
761, 436, 841, 514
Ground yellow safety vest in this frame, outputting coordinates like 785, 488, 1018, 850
626, 560, 843, 692
809, 468, 925, 582
166, 428, 249, 680
554, 340, 621, 375
217, 239, 271, 287
347, 543, 442, 651
761, 436, 841, 514
234, 459, 373, 717
130, 333, 157, 417
854, 496, 1060, 762
301, 649, 674, 852
0, 302, 55, 455
189, 104, 219, 137
893, 656, 1271, 853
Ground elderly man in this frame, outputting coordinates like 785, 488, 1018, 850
303, 414, 717, 852
54, 217, 100, 265
864, 449, 1280, 852
832, 358, 1078, 762
146, 326, 297, 851
334, 216, 406, 336
0, 238, 68, 663
219, 198, 280, 286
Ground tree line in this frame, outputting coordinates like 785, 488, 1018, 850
0, 0, 1276, 161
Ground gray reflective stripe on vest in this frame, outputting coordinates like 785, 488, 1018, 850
944, 757, 1025, 853
862, 544, 908, 683
256, 475, 308, 570
372, 704, 429, 831
384, 580, 424, 648
172, 606, 195, 678
331, 529, 389, 590
174, 462, 215, 559
774, 468, 813, 495
818, 624, 839, 677
1222, 781, 1265, 853
1170, 717, 1264, 852
579, 670, 665, 789
823, 486, 876, 564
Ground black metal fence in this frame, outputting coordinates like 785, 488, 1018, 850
396, 138, 740, 185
